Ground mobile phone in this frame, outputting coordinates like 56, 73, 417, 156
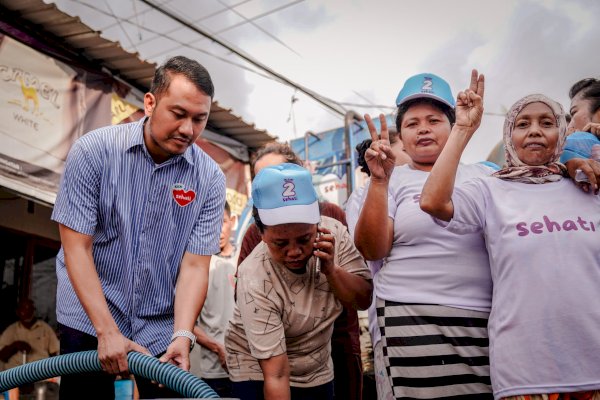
575, 169, 590, 183
315, 223, 321, 275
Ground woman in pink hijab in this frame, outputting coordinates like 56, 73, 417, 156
420, 71, 600, 400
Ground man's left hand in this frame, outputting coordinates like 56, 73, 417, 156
159, 337, 191, 371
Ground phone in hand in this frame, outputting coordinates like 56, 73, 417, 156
575, 169, 590, 183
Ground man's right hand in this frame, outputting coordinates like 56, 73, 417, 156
12, 341, 32, 353
97, 330, 150, 375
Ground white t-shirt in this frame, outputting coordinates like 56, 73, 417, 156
189, 248, 238, 379
375, 163, 493, 312
346, 182, 383, 346
447, 177, 600, 398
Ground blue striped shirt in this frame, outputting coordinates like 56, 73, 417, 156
52, 118, 226, 355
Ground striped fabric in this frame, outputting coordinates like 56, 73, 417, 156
377, 299, 492, 399
52, 118, 226, 355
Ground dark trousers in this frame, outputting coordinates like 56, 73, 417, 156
231, 380, 334, 400
203, 377, 233, 398
58, 324, 181, 399
331, 343, 363, 400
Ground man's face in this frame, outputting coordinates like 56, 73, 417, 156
16, 301, 35, 325
568, 92, 600, 133
143, 74, 212, 163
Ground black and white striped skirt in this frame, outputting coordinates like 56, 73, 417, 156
376, 299, 493, 399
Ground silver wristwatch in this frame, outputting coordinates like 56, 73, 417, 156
171, 330, 196, 351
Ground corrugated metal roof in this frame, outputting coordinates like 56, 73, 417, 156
0, 0, 276, 151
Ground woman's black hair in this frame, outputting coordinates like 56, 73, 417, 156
569, 78, 600, 117
395, 98, 456, 134
355, 139, 373, 176
252, 206, 265, 233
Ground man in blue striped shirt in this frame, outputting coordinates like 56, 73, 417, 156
52, 56, 226, 399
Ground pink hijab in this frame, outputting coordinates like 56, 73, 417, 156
492, 94, 567, 184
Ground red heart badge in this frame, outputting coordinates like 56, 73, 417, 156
172, 183, 196, 207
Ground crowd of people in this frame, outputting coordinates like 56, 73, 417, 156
2, 54, 599, 400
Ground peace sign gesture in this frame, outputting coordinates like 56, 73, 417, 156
455, 69, 485, 134
364, 113, 396, 182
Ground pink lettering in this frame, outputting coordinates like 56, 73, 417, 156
577, 216, 590, 231
530, 222, 543, 234
543, 215, 561, 232
516, 216, 596, 237
175, 194, 191, 201
562, 220, 577, 231
516, 222, 529, 237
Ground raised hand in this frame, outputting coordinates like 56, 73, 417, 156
313, 226, 335, 275
582, 122, 600, 138
364, 113, 396, 181
455, 69, 485, 134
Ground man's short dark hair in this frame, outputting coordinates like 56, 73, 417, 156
151, 56, 214, 99
569, 78, 600, 115
395, 98, 456, 134
251, 142, 303, 172
224, 201, 231, 216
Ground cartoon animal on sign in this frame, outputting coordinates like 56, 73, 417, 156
19, 77, 39, 115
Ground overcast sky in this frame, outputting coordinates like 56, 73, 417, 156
50, 0, 600, 163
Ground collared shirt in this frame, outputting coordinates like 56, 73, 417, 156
52, 118, 225, 355
0, 320, 59, 370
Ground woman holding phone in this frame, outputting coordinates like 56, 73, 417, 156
225, 163, 372, 400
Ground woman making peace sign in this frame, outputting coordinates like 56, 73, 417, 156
420, 71, 600, 398
354, 71, 495, 399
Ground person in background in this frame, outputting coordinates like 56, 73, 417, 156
561, 78, 600, 179
225, 163, 372, 400
0, 299, 59, 370
567, 77, 600, 135
355, 72, 496, 399
52, 56, 226, 399
345, 128, 409, 400
237, 141, 364, 400
419, 72, 600, 399
189, 201, 238, 397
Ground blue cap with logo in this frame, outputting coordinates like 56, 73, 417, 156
252, 163, 320, 226
395, 73, 455, 108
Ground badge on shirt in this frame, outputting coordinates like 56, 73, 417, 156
171, 183, 196, 207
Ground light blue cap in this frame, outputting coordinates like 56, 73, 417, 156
395, 73, 455, 108
252, 163, 320, 226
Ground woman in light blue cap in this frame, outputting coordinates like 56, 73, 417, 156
354, 70, 496, 399
225, 163, 373, 400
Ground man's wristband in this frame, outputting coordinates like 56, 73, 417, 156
171, 330, 196, 351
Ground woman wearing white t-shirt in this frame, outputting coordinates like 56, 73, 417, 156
354, 72, 495, 398
420, 72, 600, 399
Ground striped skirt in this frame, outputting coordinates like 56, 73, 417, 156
376, 299, 492, 399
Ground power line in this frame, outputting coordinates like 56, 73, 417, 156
139, 0, 346, 117
216, 0, 302, 57
70, 0, 281, 82
106, 0, 252, 52
144, 0, 304, 63
102, 0, 138, 51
